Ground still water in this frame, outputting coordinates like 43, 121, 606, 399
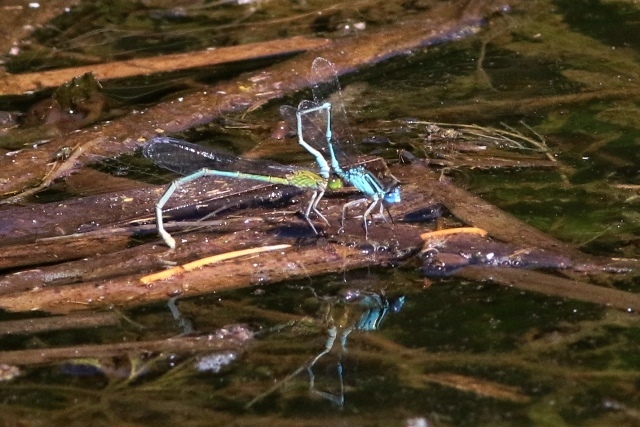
0, 0, 639, 425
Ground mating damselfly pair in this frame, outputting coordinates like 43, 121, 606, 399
144, 58, 401, 248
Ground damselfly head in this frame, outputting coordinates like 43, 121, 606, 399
383, 185, 401, 204
389, 295, 406, 313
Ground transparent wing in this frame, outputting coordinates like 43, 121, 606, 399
310, 57, 356, 162
279, 101, 334, 159
143, 136, 298, 177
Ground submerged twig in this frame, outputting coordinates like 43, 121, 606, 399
422, 88, 640, 122
419, 372, 530, 403
459, 265, 640, 311
0, 312, 119, 335
0, 324, 253, 366
0, 37, 331, 96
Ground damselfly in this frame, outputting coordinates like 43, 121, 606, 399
282, 58, 401, 238
143, 136, 330, 248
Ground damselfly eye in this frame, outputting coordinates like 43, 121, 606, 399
384, 187, 401, 204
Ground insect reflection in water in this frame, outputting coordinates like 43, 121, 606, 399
307, 289, 405, 407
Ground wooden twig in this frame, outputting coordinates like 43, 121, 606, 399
459, 265, 640, 312
140, 244, 291, 284
419, 373, 530, 403
0, 36, 331, 96
0, 160, 636, 314
0, 312, 119, 335
420, 227, 487, 240
0, 324, 253, 366
396, 163, 634, 271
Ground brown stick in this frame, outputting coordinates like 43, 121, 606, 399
0, 324, 253, 366
0, 160, 636, 314
459, 265, 640, 312
396, 163, 636, 272
0, 312, 120, 335
0, 231, 419, 313
0, 36, 331, 96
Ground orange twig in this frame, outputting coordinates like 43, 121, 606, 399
140, 244, 291, 285
420, 227, 488, 241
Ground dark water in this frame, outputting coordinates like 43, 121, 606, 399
0, 0, 639, 425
